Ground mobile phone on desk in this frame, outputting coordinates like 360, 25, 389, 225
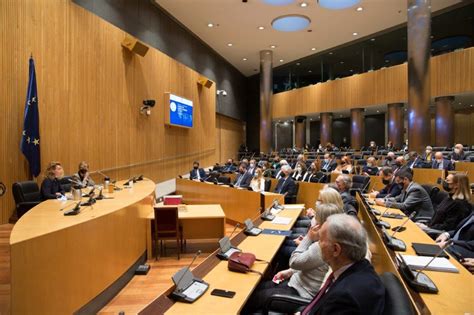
211, 289, 236, 298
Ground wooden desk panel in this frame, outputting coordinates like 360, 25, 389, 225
371, 204, 474, 314
176, 178, 261, 224
261, 191, 285, 210
413, 169, 445, 188
10, 179, 156, 315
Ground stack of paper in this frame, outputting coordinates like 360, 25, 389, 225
401, 255, 459, 273
271, 217, 292, 225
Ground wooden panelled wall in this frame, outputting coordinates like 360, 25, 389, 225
0, 1, 244, 223
216, 114, 246, 163
273, 48, 474, 118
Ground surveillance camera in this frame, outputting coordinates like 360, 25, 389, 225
143, 100, 155, 107
222, 91, 227, 96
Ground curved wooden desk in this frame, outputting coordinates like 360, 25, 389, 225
10, 179, 155, 315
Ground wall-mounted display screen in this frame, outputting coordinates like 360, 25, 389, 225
165, 93, 193, 128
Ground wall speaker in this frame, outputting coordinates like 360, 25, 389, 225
197, 77, 214, 89
121, 35, 149, 57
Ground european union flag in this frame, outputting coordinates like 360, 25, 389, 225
20, 57, 41, 177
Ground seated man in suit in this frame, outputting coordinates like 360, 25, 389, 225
233, 162, 252, 188
362, 157, 379, 176
247, 158, 257, 176
392, 156, 409, 176
274, 159, 289, 179
406, 151, 423, 169
334, 174, 358, 216
375, 171, 434, 219
320, 153, 337, 173
369, 167, 403, 199
451, 143, 466, 162
222, 158, 237, 173
436, 213, 473, 259
300, 214, 385, 315
274, 165, 297, 197
432, 152, 454, 171
189, 161, 206, 180
381, 151, 395, 167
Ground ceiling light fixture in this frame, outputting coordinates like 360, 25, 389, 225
356, 6, 363, 11
352, 32, 358, 36
227, 43, 233, 47
242, 58, 248, 61
207, 23, 214, 28
258, 26, 265, 30
296, 62, 301, 66
329, 52, 333, 55
340, 61, 344, 64
370, 38, 376, 41
280, 59, 284, 62
272, 14, 311, 32
300, 2, 308, 7
270, 45, 277, 48
311, 47, 316, 51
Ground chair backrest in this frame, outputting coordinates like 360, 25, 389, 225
264, 179, 271, 192
218, 176, 231, 185
153, 206, 179, 238
12, 181, 41, 204
60, 176, 73, 192
421, 184, 440, 203
352, 175, 370, 192
379, 272, 416, 315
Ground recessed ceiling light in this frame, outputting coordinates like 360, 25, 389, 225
207, 23, 214, 28
352, 32, 358, 36
311, 47, 316, 51
319, 0, 361, 10
385, 60, 389, 63
470, 104, 473, 107
340, 115, 343, 117
349, 69, 353, 72
258, 26, 265, 30
227, 43, 233, 47
356, 6, 363, 11
340, 61, 344, 64
308, 70, 312, 73
300, 2, 308, 7
370, 38, 375, 41
270, 45, 277, 49
458, 102, 462, 104
242, 58, 248, 61
279, 59, 284, 62
296, 62, 301, 66
329, 52, 333, 55
377, 110, 380, 113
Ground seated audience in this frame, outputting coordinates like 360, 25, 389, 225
421, 145, 434, 164
292, 162, 307, 181
333, 156, 353, 174
320, 153, 337, 172
334, 174, 358, 215
392, 156, 409, 175
244, 203, 342, 313
451, 143, 466, 161
381, 151, 396, 167
274, 159, 289, 179
189, 161, 206, 180
401, 139, 409, 152
436, 213, 473, 259
432, 151, 454, 170
406, 151, 423, 169
274, 165, 296, 196
362, 157, 379, 176
72, 161, 95, 187
262, 161, 273, 177
291, 154, 306, 169
302, 162, 319, 182
250, 168, 266, 192
376, 171, 434, 219
368, 140, 377, 153
222, 158, 237, 172
416, 173, 471, 233
369, 167, 403, 199
247, 158, 257, 176
233, 163, 252, 188
41, 161, 65, 200
299, 214, 385, 315
272, 155, 281, 169
386, 140, 394, 151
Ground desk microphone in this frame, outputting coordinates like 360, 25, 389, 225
175, 250, 201, 292
229, 223, 240, 239
375, 205, 391, 229
64, 201, 81, 215
360, 179, 371, 193
81, 188, 96, 207
391, 212, 416, 237
382, 212, 416, 251
414, 240, 453, 280
123, 177, 135, 187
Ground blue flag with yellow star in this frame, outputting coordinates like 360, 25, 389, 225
20, 57, 41, 177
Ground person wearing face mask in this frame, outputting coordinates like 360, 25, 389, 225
333, 175, 358, 216
272, 155, 281, 170
41, 161, 66, 200
416, 173, 471, 234
432, 152, 454, 171
369, 167, 402, 199
292, 162, 307, 181
382, 152, 396, 167
302, 162, 318, 182
233, 162, 252, 188
368, 140, 377, 153
189, 161, 206, 180
375, 171, 434, 219
334, 156, 353, 175
421, 146, 434, 165
250, 168, 266, 192
451, 143, 466, 162
274, 159, 289, 179
222, 158, 237, 173
320, 153, 337, 172
247, 158, 257, 176
362, 157, 379, 176
274, 165, 297, 199
72, 161, 95, 188
392, 156, 408, 175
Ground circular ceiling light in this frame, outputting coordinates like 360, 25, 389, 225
318, 0, 360, 10
272, 14, 311, 32
262, 0, 295, 5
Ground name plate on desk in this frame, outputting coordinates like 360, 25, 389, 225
261, 229, 292, 237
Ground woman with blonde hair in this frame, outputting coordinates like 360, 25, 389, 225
334, 155, 353, 174
40, 161, 65, 200
417, 173, 472, 234
250, 168, 266, 192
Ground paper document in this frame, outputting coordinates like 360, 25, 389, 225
271, 216, 292, 225
283, 205, 303, 209
401, 255, 459, 273
270, 208, 283, 215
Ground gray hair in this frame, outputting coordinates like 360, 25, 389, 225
280, 159, 289, 165
325, 214, 367, 262
281, 164, 292, 173
338, 174, 352, 189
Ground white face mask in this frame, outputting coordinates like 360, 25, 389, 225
296, 167, 302, 172
367, 163, 373, 167
324, 159, 329, 163
426, 150, 431, 154
250, 163, 255, 168
454, 148, 460, 154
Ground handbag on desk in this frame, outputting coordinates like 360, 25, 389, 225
228, 252, 263, 275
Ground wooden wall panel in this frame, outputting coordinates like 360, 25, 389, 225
0, 1, 223, 223
273, 48, 474, 118
216, 114, 246, 163
454, 110, 474, 145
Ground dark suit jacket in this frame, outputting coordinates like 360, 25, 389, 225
431, 159, 454, 171
340, 191, 358, 216
321, 160, 337, 172
451, 152, 466, 161
41, 177, 65, 200
362, 165, 379, 176
307, 259, 385, 315
430, 197, 471, 231
222, 164, 237, 173
447, 214, 474, 257
233, 172, 252, 188
377, 182, 403, 199
189, 168, 206, 180
407, 157, 423, 169
273, 176, 296, 196
388, 182, 434, 218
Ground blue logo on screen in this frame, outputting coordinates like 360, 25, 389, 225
169, 95, 193, 128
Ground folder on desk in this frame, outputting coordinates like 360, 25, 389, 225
261, 229, 292, 237
401, 255, 459, 273
412, 243, 449, 258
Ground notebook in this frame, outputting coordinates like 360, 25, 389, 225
412, 243, 449, 258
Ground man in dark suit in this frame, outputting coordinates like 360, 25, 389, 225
189, 161, 206, 180
406, 151, 423, 169
222, 158, 237, 173
274, 165, 296, 197
247, 158, 257, 176
436, 213, 474, 258
301, 214, 385, 315
369, 167, 403, 199
334, 174, 358, 216
376, 171, 434, 219
420, 146, 434, 166
432, 152, 454, 171
320, 153, 337, 172
233, 163, 252, 188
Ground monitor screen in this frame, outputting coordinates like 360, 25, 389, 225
166, 93, 193, 128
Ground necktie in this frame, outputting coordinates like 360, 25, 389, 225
197, 170, 200, 180
235, 174, 243, 187
302, 273, 335, 315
